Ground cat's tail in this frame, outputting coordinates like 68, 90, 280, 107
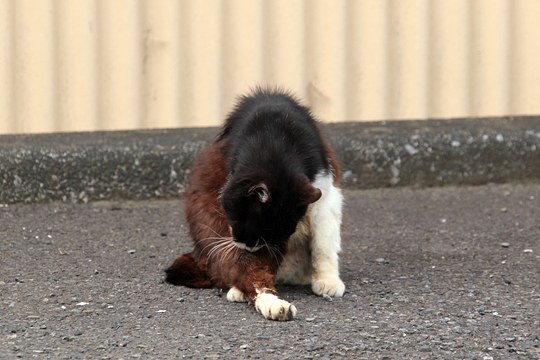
164, 252, 212, 288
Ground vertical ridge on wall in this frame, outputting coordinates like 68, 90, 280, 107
178, 1, 222, 127
96, 0, 142, 130
428, 0, 470, 119
56, 0, 98, 132
0, 0, 14, 134
345, 0, 388, 121
469, 0, 511, 117
13, 0, 57, 134
304, 0, 347, 122
221, 0, 264, 117
140, 0, 182, 129
261, 0, 305, 99
2, 0, 540, 134
386, 0, 429, 120
508, 1, 540, 115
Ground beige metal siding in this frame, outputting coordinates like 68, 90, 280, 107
1, 0, 540, 134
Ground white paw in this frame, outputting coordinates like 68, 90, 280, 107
226, 287, 248, 302
254, 293, 297, 321
312, 277, 345, 297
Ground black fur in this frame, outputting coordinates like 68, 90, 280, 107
220, 89, 328, 248
219, 88, 329, 180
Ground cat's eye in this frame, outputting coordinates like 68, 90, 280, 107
248, 183, 270, 203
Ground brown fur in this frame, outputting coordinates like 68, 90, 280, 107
322, 135, 342, 185
166, 139, 286, 300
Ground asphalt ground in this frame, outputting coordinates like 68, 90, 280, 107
1, 183, 539, 359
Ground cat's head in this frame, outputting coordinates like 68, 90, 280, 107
221, 174, 321, 252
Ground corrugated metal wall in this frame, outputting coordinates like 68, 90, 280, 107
1, 0, 540, 135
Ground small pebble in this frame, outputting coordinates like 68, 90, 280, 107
127, 249, 136, 254
375, 258, 387, 264
240, 344, 248, 349
500, 242, 510, 248
523, 249, 533, 253
404, 144, 419, 155
500, 207, 508, 213
306, 317, 315, 322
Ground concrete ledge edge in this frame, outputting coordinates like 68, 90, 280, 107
1, 116, 539, 204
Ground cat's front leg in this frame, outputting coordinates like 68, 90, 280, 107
234, 267, 297, 321
228, 285, 296, 320
309, 174, 346, 298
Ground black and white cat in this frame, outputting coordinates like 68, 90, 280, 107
165, 88, 344, 320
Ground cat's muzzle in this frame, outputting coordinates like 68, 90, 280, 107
232, 241, 264, 253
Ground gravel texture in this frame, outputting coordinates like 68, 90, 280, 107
1, 116, 539, 203
1, 183, 539, 359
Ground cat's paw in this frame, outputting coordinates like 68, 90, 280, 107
254, 293, 297, 321
312, 277, 345, 297
226, 287, 248, 302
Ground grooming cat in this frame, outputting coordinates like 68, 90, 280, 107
165, 89, 345, 321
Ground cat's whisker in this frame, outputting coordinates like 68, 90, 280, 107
213, 207, 226, 217
269, 247, 281, 268
207, 239, 232, 260
200, 223, 229, 238
269, 244, 285, 266
260, 237, 270, 253
219, 242, 237, 270
200, 236, 233, 241
208, 240, 232, 262
200, 237, 233, 250
270, 244, 284, 257
196, 222, 234, 258
202, 238, 231, 258
259, 237, 282, 268
217, 242, 230, 265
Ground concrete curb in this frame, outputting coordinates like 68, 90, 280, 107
1, 116, 539, 204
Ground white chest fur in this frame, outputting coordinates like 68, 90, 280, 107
276, 172, 345, 297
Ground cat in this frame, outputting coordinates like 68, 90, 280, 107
165, 88, 345, 321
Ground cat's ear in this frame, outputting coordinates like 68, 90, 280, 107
296, 175, 322, 205
248, 183, 270, 203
